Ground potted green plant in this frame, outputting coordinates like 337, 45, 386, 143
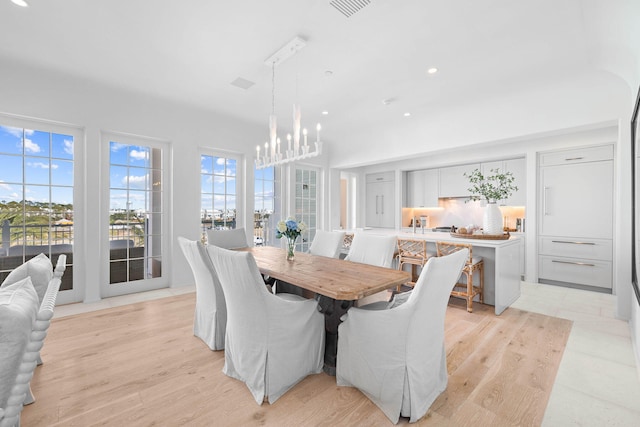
464, 168, 518, 234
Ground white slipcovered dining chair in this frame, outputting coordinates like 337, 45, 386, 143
206, 245, 325, 404
344, 233, 398, 305
178, 237, 226, 351
206, 227, 249, 249
344, 232, 397, 268
336, 249, 468, 424
308, 230, 346, 258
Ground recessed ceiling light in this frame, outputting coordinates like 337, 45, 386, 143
321, 111, 329, 116
404, 112, 411, 117
427, 67, 439, 74
11, 0, 28, 6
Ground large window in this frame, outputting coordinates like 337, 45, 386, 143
201, 154, 238, 241
254, 166, 279, 247
108, 140, 163, 285
294, 167, 318, 252
0, 123, 75, 292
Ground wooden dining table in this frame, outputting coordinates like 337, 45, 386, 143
241, 245, 411, 375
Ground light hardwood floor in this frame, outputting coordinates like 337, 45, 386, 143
22, 290, 572, 426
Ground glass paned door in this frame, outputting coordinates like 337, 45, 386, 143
107, 137, 166, 293
254, 166, 279, 247
294, 167, 318, 252
0, 123, 76, 295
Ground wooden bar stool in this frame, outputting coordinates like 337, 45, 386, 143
436, 241, 484, 313
396, 238, 433, 290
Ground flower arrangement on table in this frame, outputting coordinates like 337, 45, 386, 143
276, 217, 307, 260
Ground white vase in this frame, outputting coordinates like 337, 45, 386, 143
483, 202, 503, 235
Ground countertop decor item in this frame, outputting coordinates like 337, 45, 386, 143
276, 217, 307, 260
465, 168, 517, 235
450, 231, 510, 240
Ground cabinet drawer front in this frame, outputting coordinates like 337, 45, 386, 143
538, 237, 612, 260
539, 144, 613, 166
538, 256, 612, 289
366, 171, 394, 183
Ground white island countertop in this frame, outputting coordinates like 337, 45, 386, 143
343, 228, 522, 315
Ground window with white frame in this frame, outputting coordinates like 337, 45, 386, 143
254, 166, 279, 247
0, 122, 76, 292
201, 153, 239, 241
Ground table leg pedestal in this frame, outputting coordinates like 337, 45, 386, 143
315, 295, 354, 376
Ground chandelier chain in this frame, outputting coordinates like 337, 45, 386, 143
271, 61, 276, 114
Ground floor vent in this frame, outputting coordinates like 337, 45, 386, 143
329, 0, 371, 18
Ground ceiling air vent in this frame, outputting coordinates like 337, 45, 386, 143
329, 0, 371, 18
230, 77, 255, 90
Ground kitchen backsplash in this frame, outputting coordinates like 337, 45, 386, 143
402, 199, 525, 231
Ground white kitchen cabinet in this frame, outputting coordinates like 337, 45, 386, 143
480, 158, 526, 206
537, 144, 613, 291
439, 163, 479, 198
406, 169, 439, 208
366, 172, 395, 228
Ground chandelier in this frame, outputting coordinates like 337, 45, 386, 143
255, 36, 323, 169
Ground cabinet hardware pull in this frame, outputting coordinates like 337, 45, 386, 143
552, 260, 595, 267
376, 195, 379, 214
543, 186, 549, 215
551, 240, 596, 245
376, 177, 383, 181
381, 195, 384, 214
564, 157, 584, 161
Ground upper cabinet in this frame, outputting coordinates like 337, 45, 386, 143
404, 157, 526, 207
438, 163, 480, 198
405, 169, 439, 208
481, 158, 526, 206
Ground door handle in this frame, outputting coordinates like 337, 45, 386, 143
543, 186, 549, 215
552, 260, 595, 267
551, 240, 596, 245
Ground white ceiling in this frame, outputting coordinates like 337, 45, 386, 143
1, 0, 637, 166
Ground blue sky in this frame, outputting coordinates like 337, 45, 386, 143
109, 141, 157, 212
1, 125, 277, 216
200, 154, 237, 212
0, 125, 73, 205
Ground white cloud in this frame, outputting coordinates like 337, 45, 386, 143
110, 142, 127, 152
0, 181, 12, 191
122, 174, 148, 188
130, 149, 148, 161
28, 162, 57, 169
23, 137, 41, 154
64, 139, 74, 155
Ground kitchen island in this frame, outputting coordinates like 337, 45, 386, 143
351, 228, 522, 315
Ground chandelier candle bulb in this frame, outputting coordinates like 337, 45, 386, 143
316, 123, 321, 142
303, 128, 308, 147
